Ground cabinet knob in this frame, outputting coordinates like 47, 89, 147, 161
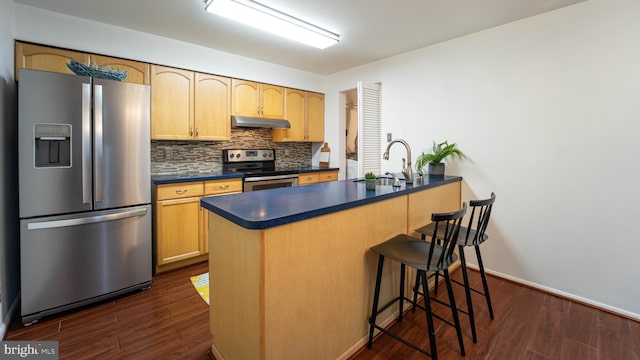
175, 189, 188, 194
219, 185, 229, 189
189, 128, 194, 136
196, 128, 199, 136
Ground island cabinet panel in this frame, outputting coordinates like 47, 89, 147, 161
407, 181, 462, 235
262, 198, 407, 360
206, 178, 463, 359
209, 197, 409, 360
209, 219, 263, 360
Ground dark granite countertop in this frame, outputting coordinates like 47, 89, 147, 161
152, 171, 243, 185
152, 167, 339, 185
201, 175, 462, 230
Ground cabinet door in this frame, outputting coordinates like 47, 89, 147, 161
274, 88, 305, 142
318, 171, 338, 182
15, 42, 89, 80
306, 92, 325, 142
261, 84, 284, 119
298, 173, 320, 185
90, 54, 150, 85
156, 197, 203, 265
195, 73, 231, 140
151, 65, 194, 140
231, 79, 260, 117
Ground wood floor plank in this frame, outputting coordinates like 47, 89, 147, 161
6, 263, 640, 360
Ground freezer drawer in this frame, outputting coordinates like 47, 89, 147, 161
20, 205, 152, 324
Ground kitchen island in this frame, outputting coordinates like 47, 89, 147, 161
201, 175, 462, 360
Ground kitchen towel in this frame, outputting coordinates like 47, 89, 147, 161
190, 272, 209, 305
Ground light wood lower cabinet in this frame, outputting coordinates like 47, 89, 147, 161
155, 179, 241, 273
298, 170, 338, 185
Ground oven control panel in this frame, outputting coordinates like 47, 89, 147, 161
224, 149, 275, 163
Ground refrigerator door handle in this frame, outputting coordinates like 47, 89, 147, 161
94, 84, 104, 203
26, 207, 148, 230
82, 83, 92, 204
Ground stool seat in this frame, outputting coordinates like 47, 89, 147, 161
371, 234, 458, 271
367, 204, 467, 359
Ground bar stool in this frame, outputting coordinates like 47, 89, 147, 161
367, 204, 467, 359
413, 193, 496, 343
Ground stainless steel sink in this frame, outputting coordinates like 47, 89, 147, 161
354, 177, 404, 186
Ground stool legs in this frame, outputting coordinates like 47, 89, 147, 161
443, 268, 466, 356
458, 247, 477, 343
475, 245, 494, 319
367, 254, 385, 349
419, 270, 438, 360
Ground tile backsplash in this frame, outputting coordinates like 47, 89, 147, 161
151, 128, 312, 175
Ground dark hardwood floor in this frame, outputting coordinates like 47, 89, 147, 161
6, 262, 211, 359
6, 262, 640, 359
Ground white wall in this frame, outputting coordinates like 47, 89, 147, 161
12, 4, 324, 93
326, 0, 640, 318
0, 0, 18, 339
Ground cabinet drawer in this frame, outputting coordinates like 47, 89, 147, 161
298, 173, 319, 185
318, 171, 338, 182
157, 182, 204, 200
204, 179, 243, 195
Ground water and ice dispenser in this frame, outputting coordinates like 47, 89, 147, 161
34, 123, 71, 168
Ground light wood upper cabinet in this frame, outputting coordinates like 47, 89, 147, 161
152, 66, 232, 141
232, 80, 260, 117
261, 84, 285, 119
283, 89, 306, 140
15, 42, 89, 80
273, 90, 324, 142
232, 79, 284, 119
195, 73, 231, 141
90, 54, 149, 85
306, 92, 325, 142
150, 65, 195, 140
15, 42, 149, 85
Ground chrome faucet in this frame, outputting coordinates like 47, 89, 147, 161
385, 171, 401, 187
383, 139, 413, 183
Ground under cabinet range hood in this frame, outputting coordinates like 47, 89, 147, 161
231, 116, 291, 129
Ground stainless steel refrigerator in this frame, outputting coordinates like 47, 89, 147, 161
18, 69, 152, 325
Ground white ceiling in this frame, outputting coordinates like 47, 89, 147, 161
14, 0, 586, 75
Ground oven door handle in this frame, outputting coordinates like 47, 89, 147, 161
244, 174, 299, 182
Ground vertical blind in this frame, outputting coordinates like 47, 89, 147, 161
357, 82, 381, 177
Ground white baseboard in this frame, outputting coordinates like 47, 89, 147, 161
465, 264, 640, 322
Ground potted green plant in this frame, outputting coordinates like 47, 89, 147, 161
364, 172, 377, 190
415, 141, 466, 177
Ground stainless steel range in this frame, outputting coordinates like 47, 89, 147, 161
223, 149, 298, 192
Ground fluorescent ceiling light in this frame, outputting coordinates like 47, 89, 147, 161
204, 0, 340, 49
